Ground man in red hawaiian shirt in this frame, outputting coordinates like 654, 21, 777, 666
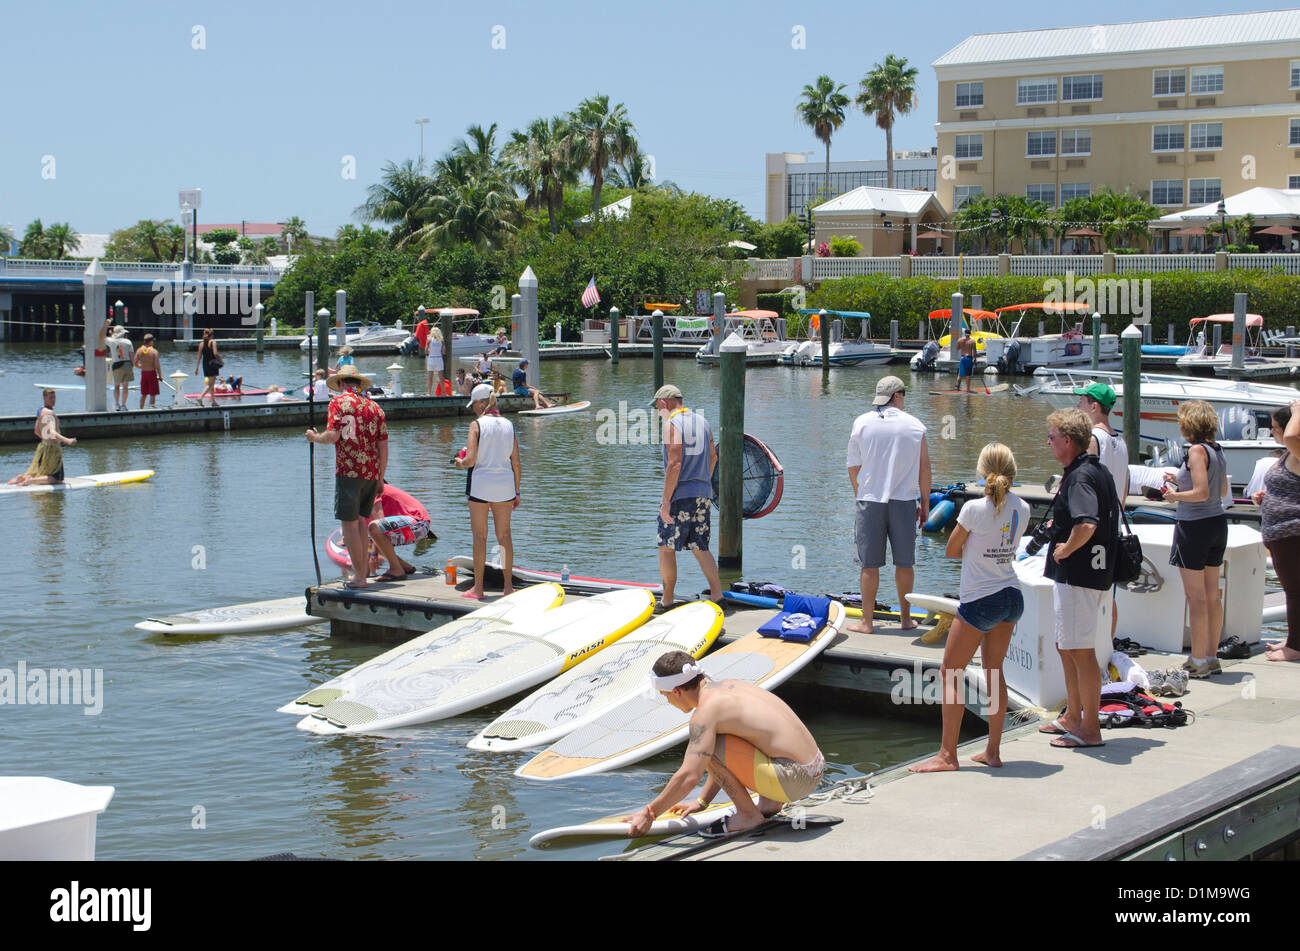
306, 369, 388, 588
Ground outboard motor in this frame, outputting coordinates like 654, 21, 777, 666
912, 340, 940, 371
398, 336, 420, 357
998, 339, 1023, 374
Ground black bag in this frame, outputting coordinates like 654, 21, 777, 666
1112, 493, 1143, 585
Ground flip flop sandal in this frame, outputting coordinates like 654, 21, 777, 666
376, 573, 407, 582
1051, 731, 1105, 749
1038, 718, 1069, 735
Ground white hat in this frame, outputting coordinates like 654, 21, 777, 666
872, 376, 906, 406
466, 382, 494, 407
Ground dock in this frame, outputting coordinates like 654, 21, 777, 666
0, 391, 570, 445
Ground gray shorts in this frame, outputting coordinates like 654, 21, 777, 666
854, 499, 917, 569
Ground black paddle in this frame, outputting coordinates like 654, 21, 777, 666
307, 331, 322, 588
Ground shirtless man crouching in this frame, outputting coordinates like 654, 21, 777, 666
624, 650, 824, 838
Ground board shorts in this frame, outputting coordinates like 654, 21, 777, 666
657, 496, 711, 551
426, 351, 443, 372
25, 441, 63, 481
713, 735, 824, 803
371, 515, 430, 546
1170, 514, 1228, 571
335, 476, 380, 523
140, 370, 160, 396
854, 499, 917, 568
958, 355, 974, 377
1053, 582, 1105, 650
112, 362, 134, 384
514, 385, 530, 397
958, 585, 1024, 632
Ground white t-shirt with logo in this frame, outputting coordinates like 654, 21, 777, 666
1092, 425, 1128, 501
845, 406, 926, 502
955, 494, 1031, 603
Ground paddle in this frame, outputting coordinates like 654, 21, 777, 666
307, 332, 322, 588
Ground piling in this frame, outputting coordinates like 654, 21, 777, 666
890, 319, 899, 350
82, 259, 107, 413
1121, 324, 1142, 465
1091, 312, 1101, 370
335, 290, 346, 350
1142, 324, 1152, 345
518, 267, 539, 375
820, 309, 830, 375
652, 310, 665, 391
1168, 326, 1175, 345
709, 293, 726, 358
1230, 293, 1247, 376
1213, 323, 1222, 355
949, 293, 963, 363
718, 336, 747, 569
304, 290, 314, 346
608, 305, 620, 363
440, 308, 454, 373
254, 304, 265, 354
1288, 326, 1297, 359
316, 308, 330, 372
971, 294, 982, 313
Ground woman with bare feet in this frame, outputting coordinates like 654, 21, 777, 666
911, 444, 1029, 773
1258, 400, 1300, 663
453, 383, 520, 600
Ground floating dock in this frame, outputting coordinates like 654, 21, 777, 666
946, 484, 1263, 525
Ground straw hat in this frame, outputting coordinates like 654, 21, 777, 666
327, 369, 372, 391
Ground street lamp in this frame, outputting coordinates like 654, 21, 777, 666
798, 210, 815, 252
1216, 199, 1228, 250
415, 118, 430, 162
990, 207, 1004, 253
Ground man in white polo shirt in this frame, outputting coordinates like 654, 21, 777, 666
846, 376, 931, 634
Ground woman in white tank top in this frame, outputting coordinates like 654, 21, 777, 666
453, 384, 521, 599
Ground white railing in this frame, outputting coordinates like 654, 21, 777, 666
1228, 253, 1300, 275
1010, 254, 1106, 277
0, 257, 282, 282
912, 256, 999, 277
749, 258, 794, 281
1114, 254, 1216, 273
811, 256, 900, 279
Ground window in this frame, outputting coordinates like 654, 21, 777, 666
1190, 66, 1223, 95
1061, 73, 1102, 101
954, 134, 983, 159
1026, 131, 1056, 157
953, 186, 983, 210
1153, 68, 1186, 96
1025, 237, 1056, 254
1151, 180, 1185, 206
1290, 175, 1300, 190
1061, 183, 1091, 201
1017, 78, 1057, 105
1026, 184, 1056, 206
1291, 118, 1300, 147
1153, 124, 1184, 152
1292, 61, 1300, 90
1189, 122, 1223, 151
1060, 129, 1091, 155
955, 82, 983, 108
1188, 179, 1221, 205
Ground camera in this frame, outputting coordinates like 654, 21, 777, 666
1024, 518, 1056, 556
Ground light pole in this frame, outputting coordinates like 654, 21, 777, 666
415, 118, 430, 162
798, 210, 815, 252
1216, 199, 1228, 251
990, 207, 1003, 253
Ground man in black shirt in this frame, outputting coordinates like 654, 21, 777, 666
1040, 408, 1118, 749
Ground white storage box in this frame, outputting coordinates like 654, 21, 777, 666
0, 777, 114, 860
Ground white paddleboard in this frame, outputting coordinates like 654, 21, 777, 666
517, 601, 846, 782
903, 593, 960, 618
33, 382, 137, 391
135, 597, 321, 635
469, 600, 724, 753
529, 794, 759, 848
294, 587, 656, 734
450, 554, 662, 595
278, 584, 565, 717
0, 470, 154, 495
519, 400, 591, 416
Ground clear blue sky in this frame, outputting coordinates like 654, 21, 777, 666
1, 0, 1269, 238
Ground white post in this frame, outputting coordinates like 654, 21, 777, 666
949, 292, 963, 364
335, 289, 346, 348
555, 322, 562, 343
83, 259, 108, 412
518, 266, 540, 376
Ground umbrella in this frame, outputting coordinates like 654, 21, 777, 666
917, 230, 947, 240
1255, 225, 1297, 236
726, 239, 758, 251
1066, 228, 1102, 237
1174, 226, 1207, 236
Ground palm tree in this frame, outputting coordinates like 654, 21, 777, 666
570, 95, 637, 217
405, 176, 521, 256
503, 116, 580, 235
451, 123, 501, 174
19, 219, 51, 258
0, 222, 13, 253
856, 55, 920, 189
1095, 188, 1158, 249
797, 76, 850, 206
354, 158, 436, 244
279, 216, 309, 253
44, 222, 80, 259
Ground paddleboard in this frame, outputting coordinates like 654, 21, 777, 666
0, 470, 154, 495
468, 600, 724, 753
295, 587, 657, 734
135, 597, 321, 635
516, 600, 846, 781
928, 384, 1009, 395
450, 554, 662, 595
34, 382, 136, 391
904, 593, 960, 618
529, 794, 759, 848
519, 400, 592, 417
184, 388, 272, 398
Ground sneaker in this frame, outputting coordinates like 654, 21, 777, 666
1207, 658, 1223, 675
1147, 669, 1167, 695
1180, 657, 1195, 672
1187, 660, 1214, 679
1162, 668, 1188, 697
1218, 637, 1250, 660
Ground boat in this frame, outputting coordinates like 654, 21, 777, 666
300, 320, 412, 351
695, 311, 788, 365
1175, 314, 1267, 374
779, 310, 894, 367
910, 309, 1002, 372
982, 302, 1119, 373
0, 777, 114, 860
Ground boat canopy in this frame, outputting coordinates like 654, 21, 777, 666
797, 309, 872, 320
927, 309, 998, 322
726, 310, 780, 320
1191, 314, 1264, 327
994, 302, 1091, 314
420, 307, 481, 317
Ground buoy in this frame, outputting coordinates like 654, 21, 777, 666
924, 498, 955, 533
929, 491, 947, 508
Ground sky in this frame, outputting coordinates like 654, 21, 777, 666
1, 0, 1280, 240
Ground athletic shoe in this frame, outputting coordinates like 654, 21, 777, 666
1162, 668, 1188, 697
1217, 636, 1249, 659
1187, 660, 1214, 679
1146, 669, 1167, 695
1207, 658, 1223, 675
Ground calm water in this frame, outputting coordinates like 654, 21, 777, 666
2, 341, 1276, 860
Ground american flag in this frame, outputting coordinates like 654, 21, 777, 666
580, 276, 600, 309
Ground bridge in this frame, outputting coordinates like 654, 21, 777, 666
0, 258, 283, 342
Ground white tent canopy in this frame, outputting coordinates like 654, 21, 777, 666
1154, 187, 1300, 226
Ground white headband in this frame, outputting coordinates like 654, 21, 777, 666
650, 663, 706, 693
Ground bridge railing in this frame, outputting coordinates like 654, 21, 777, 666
0, 258, 282, 282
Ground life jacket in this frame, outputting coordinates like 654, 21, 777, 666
1098, 684, 1190, 728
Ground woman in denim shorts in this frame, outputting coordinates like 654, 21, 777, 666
911, 443, 1030, 774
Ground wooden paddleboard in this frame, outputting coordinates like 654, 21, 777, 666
519, 400, 592, 416
529, 794, 759, 848
136, 597, 321, 635
0, 470, 154, 495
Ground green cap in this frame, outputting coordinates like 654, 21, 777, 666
1073, 382, 1116, 411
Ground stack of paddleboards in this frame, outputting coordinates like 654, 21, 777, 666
450, 555, 663, 595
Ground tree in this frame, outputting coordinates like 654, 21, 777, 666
570, 95, 637, 218
44, 223, 80, 259
19, 219, 52, 258
450, 123, 501, 174
753, 216, 807, 258
503, 116, 581, 235
797, 76, 850, 206
0, 222, 13, 253
856, 55, 919, 189
280, 216, 308, 253
104, 219, 186, 262
354, 158, 435, 245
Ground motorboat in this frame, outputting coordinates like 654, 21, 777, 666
910, 309, 1002, 372
300, 320, 412, 351
1175, 314, 1267, 374
982, 302, 1119, 373
696, 311, 788, 365
779, 310, 894, 367
394, 308, 507, 358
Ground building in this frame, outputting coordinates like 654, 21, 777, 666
809, 186, 949, 256
933, 10, 1300, 229
765, 150, 937, 223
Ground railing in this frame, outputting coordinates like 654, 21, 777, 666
912, 256, 999, 277
1228, 253, 1300, 275
1114, 254, 1215, 273
1011, 254, 1105, 277
812, 256, 899, 279
749, 258, 794, 281
0, 257, 282, 282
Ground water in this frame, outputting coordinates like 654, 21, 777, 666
0, 341, 1257, 860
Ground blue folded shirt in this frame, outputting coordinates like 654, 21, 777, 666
757, 593, 831, 643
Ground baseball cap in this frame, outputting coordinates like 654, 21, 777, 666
872, 376, 906, 406
466, 382, 494, 407
1073, 382, 1116, 411
650, 384, 683, 406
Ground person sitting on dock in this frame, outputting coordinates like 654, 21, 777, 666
654, 384, 722, 609
8, 389, 76, 486
511, 359, 552, 410
365, 482, 431, 582
956, 330, 976, 393
845, 376, 931, 634
454, 368, 472, 397
625, 651, 824, 838
489, 368, 510, 395
491, 329, 509, 355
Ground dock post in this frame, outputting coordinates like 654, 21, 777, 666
1288, 326, 1297, 359
608, 305, 620, 363
890, 319, 899, 351
710, 292, 726, 357
718, 335, 747, 569
440, 308, 454, 379
335, 289, 346, 350
316, 308, 330, 373
254, 303, 265, 354
82, 259, 108, 413
1142, 324, 1151, 345
949, 293, 963, 364
1091, 312, 1101, 370
652, 310, 665, 391
971, 294, 982, 312
1039, 320, 1046, 337
518, 267, 539, 379
1121, 324, 1142, 465
1168, 325, 1175, 345
820, 309, 830, 375
1213, 323, 1222, 356
304, 290, 313, 343
1230, 293, 1247, 376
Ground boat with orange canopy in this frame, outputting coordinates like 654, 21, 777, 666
982, 301, 1118, 373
